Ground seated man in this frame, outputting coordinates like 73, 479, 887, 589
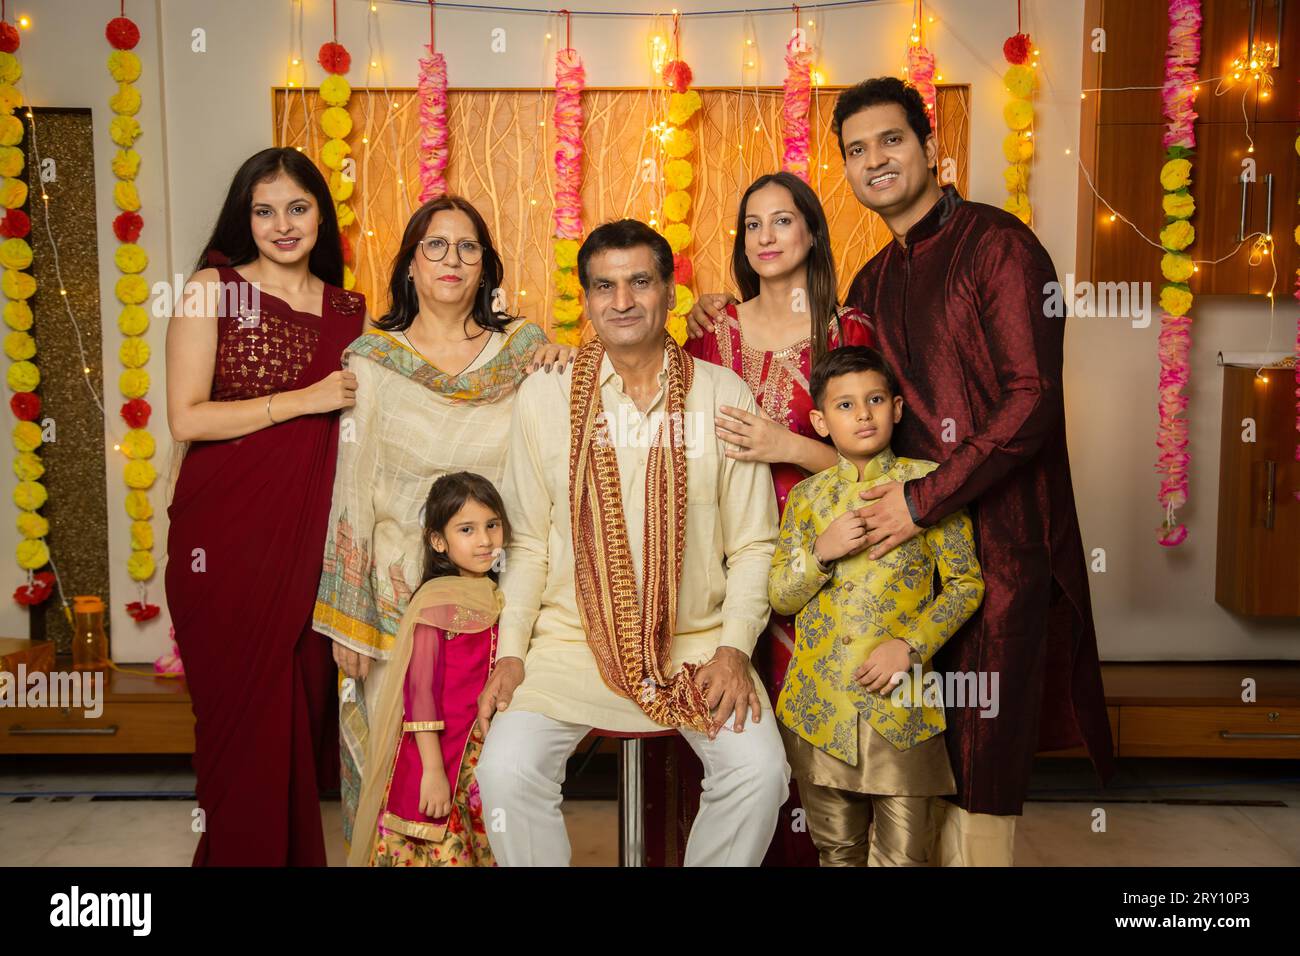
475, 219, 789, 867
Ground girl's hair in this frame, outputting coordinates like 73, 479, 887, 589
195, 147, 343, 286
419, 472, 512, 583
731, 171, 842, 370
375, 195, 515, 336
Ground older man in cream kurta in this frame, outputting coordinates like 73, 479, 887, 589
475, 222, 788, 867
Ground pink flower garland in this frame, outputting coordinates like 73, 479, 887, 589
552, 49, 584, 242
417, 48, 449, 202
906, 44, 937, 117
781, 34, 812, 182
1155, 0, 1201, 547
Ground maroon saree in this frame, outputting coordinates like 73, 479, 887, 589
643, 305, 876, 867
166, 267, 364, 866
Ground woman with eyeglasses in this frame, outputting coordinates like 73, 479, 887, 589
312, 195, 572, 849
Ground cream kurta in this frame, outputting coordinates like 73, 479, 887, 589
497, 348, 779, 732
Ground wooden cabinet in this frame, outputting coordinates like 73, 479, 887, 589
1080, 0, 1295, 294
1215, 365, 1300, 617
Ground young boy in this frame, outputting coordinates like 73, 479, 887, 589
769, 346, 984, 866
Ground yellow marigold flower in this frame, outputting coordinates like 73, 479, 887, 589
1160, 218, 1194, 251
0, 114, 22, 146
321, 137, 350, 171
662, 126, 695, 159
1160, 252, 1195, 283
330, 169, 354, 202
0, 52, 21, 86
4, 330, 35, 361
0, 84, 23, 114
6, 360, 38, 392
108, 50, 142, 84
127, 550, 155, 581
0, 176, 28, 209
122, 428, 155, 460
0, 236, 32, 269
1159, 285, 1193, 316
120, 368, 150, 399
335, 201, 356, 228
663, 222, 692, 253
115, 243, 149, 275
671, 284, 695, 316
12, 421, 41, 453
1003, 191, 1032, 223
114, 181, 141, 212
666, 314, 688, 346
112, 148, 141, 181
667, 90, 702, 125
1162, 191, 1195, 220
320, 75, 352, 107
321, 106, 353, 140
1003, 65, 1035, 99
2, 268, 36, 299
1002, 163, 1028, 193
125, 490, 153, 520
130, 520, 153, 551
119, 336, 151, 369
552, 297, 583, 325
124, 459, 157, 490
17, 511, 48, 540
555, 239, 580, 269
665, 159, 694, 191
552, 269, 581, 299
109, 82, 142, 116
13, 450, 43, 481
4, 299, 32, 330
118, 305, 149, 336
0, 145, 22, 177
110, 115, 141, 147
13, 480, 47, 512
1159, 158, 1192, 191
1003, 99, 1033, 131
17, 538, 49, 571
663, 190, 692, 223
116, 273, 150, 305
343, 265, 356, 291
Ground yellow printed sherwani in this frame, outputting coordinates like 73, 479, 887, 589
770, 448, 984, 766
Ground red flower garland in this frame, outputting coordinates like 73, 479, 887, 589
0, 21, 18, 54
106, 16, 140, 51
663, 59, 692, 94
1003, 32, 1032, 65
13, 572, 54, 607
120, 398, 151, 429
0, 208, 29, 239
318, 41, 351, 75
10, 392, 40, 421
125, 600, 161, 622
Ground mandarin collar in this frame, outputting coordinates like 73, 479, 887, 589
834, 447, 897, 483
900, 184, 963, 248
599, 348, 669, 389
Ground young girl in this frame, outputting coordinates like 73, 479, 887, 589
348, 472, 509, 867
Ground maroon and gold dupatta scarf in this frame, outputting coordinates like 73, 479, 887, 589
568, 334, 712, 732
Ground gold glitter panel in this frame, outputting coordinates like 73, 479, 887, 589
272, 85, 969, 333
23, 108, 110, 655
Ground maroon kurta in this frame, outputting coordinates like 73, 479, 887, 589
166, 267, 364, 865
848, 186, 1114, 815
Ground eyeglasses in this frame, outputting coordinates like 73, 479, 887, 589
418, 236, 484, 265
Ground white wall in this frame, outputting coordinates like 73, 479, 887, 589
8, 0, 1297, 660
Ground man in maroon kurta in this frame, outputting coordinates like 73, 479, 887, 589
835, 78, 1114, 861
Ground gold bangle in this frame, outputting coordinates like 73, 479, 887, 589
266, 392, 278, 424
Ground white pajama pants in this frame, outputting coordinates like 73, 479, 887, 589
476, 708, 790, 866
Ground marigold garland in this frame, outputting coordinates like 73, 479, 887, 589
318, 12, 357, 291
106, 9, 158, 617
656, 22, 699, 345
1154, 0, 1201, 547
0, 25, 46, 590
1001, 26, 1036, 226
550, 46, 585, 346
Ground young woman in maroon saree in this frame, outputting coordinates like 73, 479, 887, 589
165, 148, 364, 866
645, 172, 876, 866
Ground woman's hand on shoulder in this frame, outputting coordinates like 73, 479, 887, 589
687, 293, 735, 340
526, 340, 575, 374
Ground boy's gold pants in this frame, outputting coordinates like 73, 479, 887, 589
799, 781, 937, 866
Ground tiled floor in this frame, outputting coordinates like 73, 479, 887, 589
1, 756, 1296, 866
